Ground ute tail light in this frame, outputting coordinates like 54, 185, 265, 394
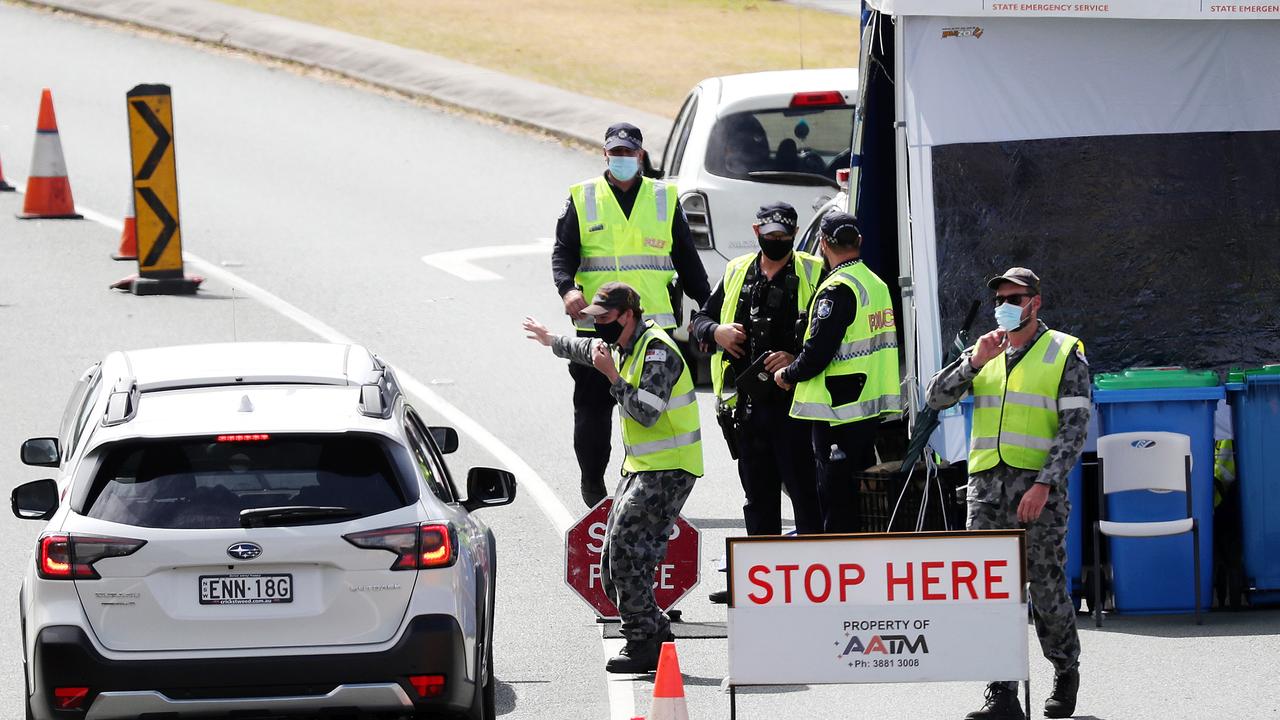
679, 192, 714, 250
53, 687, 90, 710
790, 90, 845, 108
344, 523, 457, 570
38, 534, 146, 580
836, 168, 851, 190
408, 674, 446, 698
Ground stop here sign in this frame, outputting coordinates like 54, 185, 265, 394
564, 498, 700, 619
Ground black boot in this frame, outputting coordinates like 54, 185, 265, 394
964, 683, 1026, 720
1044, 668, 1079, 718
709, 589, 729, 604
604, 627, 676, 674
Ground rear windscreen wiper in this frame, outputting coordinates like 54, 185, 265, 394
239, 506, 363, 528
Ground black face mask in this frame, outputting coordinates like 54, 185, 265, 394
759, 237, 793, 262
595, 318, 625, 344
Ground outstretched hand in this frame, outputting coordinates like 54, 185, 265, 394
523, 316, 553, 347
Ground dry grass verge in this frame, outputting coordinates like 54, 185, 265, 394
216, 0, 859, 117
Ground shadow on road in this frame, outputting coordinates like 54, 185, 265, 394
685, 517, 747, 530
1080, 607, 1280, 639
493, 677, 548, 716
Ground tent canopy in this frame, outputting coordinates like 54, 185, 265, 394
867, 0, 1280, 20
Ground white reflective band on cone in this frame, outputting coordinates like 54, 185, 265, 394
29, 133, 69, 177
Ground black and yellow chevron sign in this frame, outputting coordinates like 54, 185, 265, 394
126, 84, 183, 277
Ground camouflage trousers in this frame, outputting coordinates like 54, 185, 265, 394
601, 469, 696, 643
968, 469, 1081, 687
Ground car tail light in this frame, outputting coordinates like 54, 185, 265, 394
344, 523, 457, 570
216, 433, 271, 442
38, 534, 146, 580
836, 168, 851, 189
790, 90, 845, 107
53, 687, 90, 710
408, 674, 446, 698
679, 192, 713, 250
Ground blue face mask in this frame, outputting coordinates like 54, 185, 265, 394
607, 155, 639, 182
993, 301, 1027, 332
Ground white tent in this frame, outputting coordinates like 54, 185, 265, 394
865, 1, 1280, 460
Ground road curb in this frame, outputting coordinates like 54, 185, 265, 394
19, 0, 674, 152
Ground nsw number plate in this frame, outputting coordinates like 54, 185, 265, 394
199, 573, 293, 605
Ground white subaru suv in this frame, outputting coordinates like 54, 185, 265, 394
11, 342, 515, 720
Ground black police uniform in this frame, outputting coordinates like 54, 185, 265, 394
550, 124, 710, 508
780, 214, 881, 534
690, 204, 821, 536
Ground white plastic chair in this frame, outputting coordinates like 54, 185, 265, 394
1093, 431, 1201, 627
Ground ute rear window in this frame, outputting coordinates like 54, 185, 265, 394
83, 434, 415, 529
705, 106, 854, 183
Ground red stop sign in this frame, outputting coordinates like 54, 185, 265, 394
564, 498, 700, 619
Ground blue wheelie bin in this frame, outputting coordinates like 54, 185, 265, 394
1225, 365, 1280, 606
961, 398, 1086, 603
1093, 368, 1223, 614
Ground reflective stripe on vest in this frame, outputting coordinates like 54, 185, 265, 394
619, 324, 703, 476
968, 329, 1081, 473
571, 176, 678, 332
710, 251, 823, 399
789, 261, 902, 425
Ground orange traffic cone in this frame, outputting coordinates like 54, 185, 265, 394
17, 88, 82, 219
0, 153, 15, 192
647, 642, 689, 720
112, 191, 138, 260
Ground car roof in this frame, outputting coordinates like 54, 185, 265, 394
85, 342, 399, 445
706, 68, 859, 114
119, 342, 372, 391
102, 385, 396, 441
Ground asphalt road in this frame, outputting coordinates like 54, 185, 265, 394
2, 4, 1280, 720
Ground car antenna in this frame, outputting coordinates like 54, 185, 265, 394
231, 286, 239, 342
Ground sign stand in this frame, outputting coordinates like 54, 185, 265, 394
111, 84, 202, 295
726, 530, 1031, 718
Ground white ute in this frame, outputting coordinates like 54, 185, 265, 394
13, 342, 515, 720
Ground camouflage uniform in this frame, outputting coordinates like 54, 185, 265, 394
553, 333, 697, 642
926, 320, 1089, 687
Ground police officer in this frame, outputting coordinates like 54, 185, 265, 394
691, 202, 823, 604
551, 122, 710, 508
925, 268, 1087, 720
773, 212, 901, 534
523, 282, 701, 673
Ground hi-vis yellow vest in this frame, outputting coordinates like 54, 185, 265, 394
571, 176, 678, 333
619, 323, 703, 477
711, 251, 823, 400
969, 330, 1084, 472
790, 261, 901, 425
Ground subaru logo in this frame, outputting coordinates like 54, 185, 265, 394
1130, 439, 1157, 449
227, 542, 263, 560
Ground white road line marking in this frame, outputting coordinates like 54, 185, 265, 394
421, 238, 553, 281
47, 190, 635, 720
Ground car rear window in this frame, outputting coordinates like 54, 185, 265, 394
83, 434, 415, 529
705, 106, 854, 184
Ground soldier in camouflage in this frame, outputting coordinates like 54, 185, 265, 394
523, 282, 699, 674
926, 268, 1088, 720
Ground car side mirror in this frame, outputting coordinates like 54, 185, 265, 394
429, 426, 459, 454
21, 438, 60, 468
462, 467, 517, 512
12, 478, 58, 521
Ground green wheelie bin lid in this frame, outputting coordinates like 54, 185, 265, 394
1226, 364, 1280, 384
1094, 366, 1221, 390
